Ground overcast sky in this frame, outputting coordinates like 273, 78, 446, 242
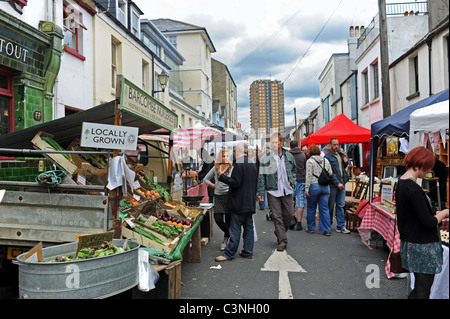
134, 0, 385, 131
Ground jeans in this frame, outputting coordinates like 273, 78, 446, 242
306, 183, 331, 231
267, 193, 294, 246
329, 185, 346, 229
223, 212, 254, 259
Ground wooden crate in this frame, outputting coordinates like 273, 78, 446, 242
132, 260, 182, 299
32, 131, 78, 175
182, 223, 202, 263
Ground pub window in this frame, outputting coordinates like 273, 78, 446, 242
0, 69, 14, 135
63, 0, 87, 59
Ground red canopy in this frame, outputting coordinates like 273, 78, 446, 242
301, 114, 371, 146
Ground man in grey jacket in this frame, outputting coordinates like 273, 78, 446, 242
258, 133, 297, 251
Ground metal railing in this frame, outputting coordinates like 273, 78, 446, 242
386, 1, 428, 16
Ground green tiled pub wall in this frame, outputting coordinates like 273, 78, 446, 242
0, 158, 52, 182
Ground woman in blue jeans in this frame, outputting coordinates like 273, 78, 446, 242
305, 145, 333, 236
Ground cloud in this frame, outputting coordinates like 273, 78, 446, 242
133, 0, 381, 132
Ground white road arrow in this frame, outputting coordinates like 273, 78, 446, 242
260, 250, 306, 299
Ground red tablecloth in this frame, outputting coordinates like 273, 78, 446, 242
358, 203, 399, 278
186, 183, 210, 203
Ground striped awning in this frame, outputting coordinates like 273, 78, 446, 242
172, 123, 224, 151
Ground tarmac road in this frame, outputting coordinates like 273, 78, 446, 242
180, 205, 408, 299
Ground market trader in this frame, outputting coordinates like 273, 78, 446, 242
324, 138, 350, 234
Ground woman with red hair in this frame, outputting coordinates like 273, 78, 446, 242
395, 146, 449, 299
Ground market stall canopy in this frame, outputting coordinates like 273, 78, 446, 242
303, 113, 371, 146
371, 89, 449, 139
172, 122, 224, 151
206, 127, 245, 145
409, 100, 449, 149
0, 100, 174, 151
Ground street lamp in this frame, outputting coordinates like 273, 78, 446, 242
152, 69, 169, 96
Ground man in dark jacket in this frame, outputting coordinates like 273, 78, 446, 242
215, 142, 258, 261
324, 138, 350, 234
289, 140, 306, 230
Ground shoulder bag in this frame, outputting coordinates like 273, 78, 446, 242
313, 159, 332, 186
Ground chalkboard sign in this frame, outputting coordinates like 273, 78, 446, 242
76, 231, 114, 254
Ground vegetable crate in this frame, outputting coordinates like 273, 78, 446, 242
32, 131, 78, 175
122, 225, 179, 255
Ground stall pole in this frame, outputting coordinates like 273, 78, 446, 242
369, 136, 379, 203
110, 77, 123, 239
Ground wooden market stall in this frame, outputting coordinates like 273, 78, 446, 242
0, 76, 211, 298
361, 89, 449, 287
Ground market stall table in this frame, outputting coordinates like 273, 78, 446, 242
358, 202, 399, 278
186, 184, 214, 240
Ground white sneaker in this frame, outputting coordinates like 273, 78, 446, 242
336, 227, 351, 234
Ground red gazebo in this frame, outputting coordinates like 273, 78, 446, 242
301, 114, 370, 147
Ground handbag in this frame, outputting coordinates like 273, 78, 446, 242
389, 217, 409, 273
313, 159, 332, 186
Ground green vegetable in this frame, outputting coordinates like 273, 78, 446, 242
133, 225, 170, 246
41, 135, 71, 160
45, 241, 129, 262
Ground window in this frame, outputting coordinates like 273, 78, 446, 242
142, 34, 161, 57
323, 96, 330, 123
142, 60, 148, 91
131, 12, 139, 37
111, 40, 119, 91
409, 55, 419, 95
117, 0, 127, 25
168, 35, 177, 49
63, 0, 87, 59
0, 69, 14, 135
362, 69, 369, 105
372, 61, 379, 99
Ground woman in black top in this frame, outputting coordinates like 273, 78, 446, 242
396, 146, 449, 299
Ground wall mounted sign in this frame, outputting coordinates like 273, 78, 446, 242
119, 77, 178, 131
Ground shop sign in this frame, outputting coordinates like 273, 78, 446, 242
81, 122, 139, 151
0, 37, 29, 63
119, 77, 178, 131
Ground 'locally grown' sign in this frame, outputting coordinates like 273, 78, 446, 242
81, 122, 139, 151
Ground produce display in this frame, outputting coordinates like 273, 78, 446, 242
158, 212, 191, 227
136, 216, 183, 238
140, 173, 171, 201
45, 241, 130, 262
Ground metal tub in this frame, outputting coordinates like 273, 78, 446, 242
15, 239, 139, 299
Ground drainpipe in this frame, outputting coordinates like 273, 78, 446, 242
426, 36, 433, 96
